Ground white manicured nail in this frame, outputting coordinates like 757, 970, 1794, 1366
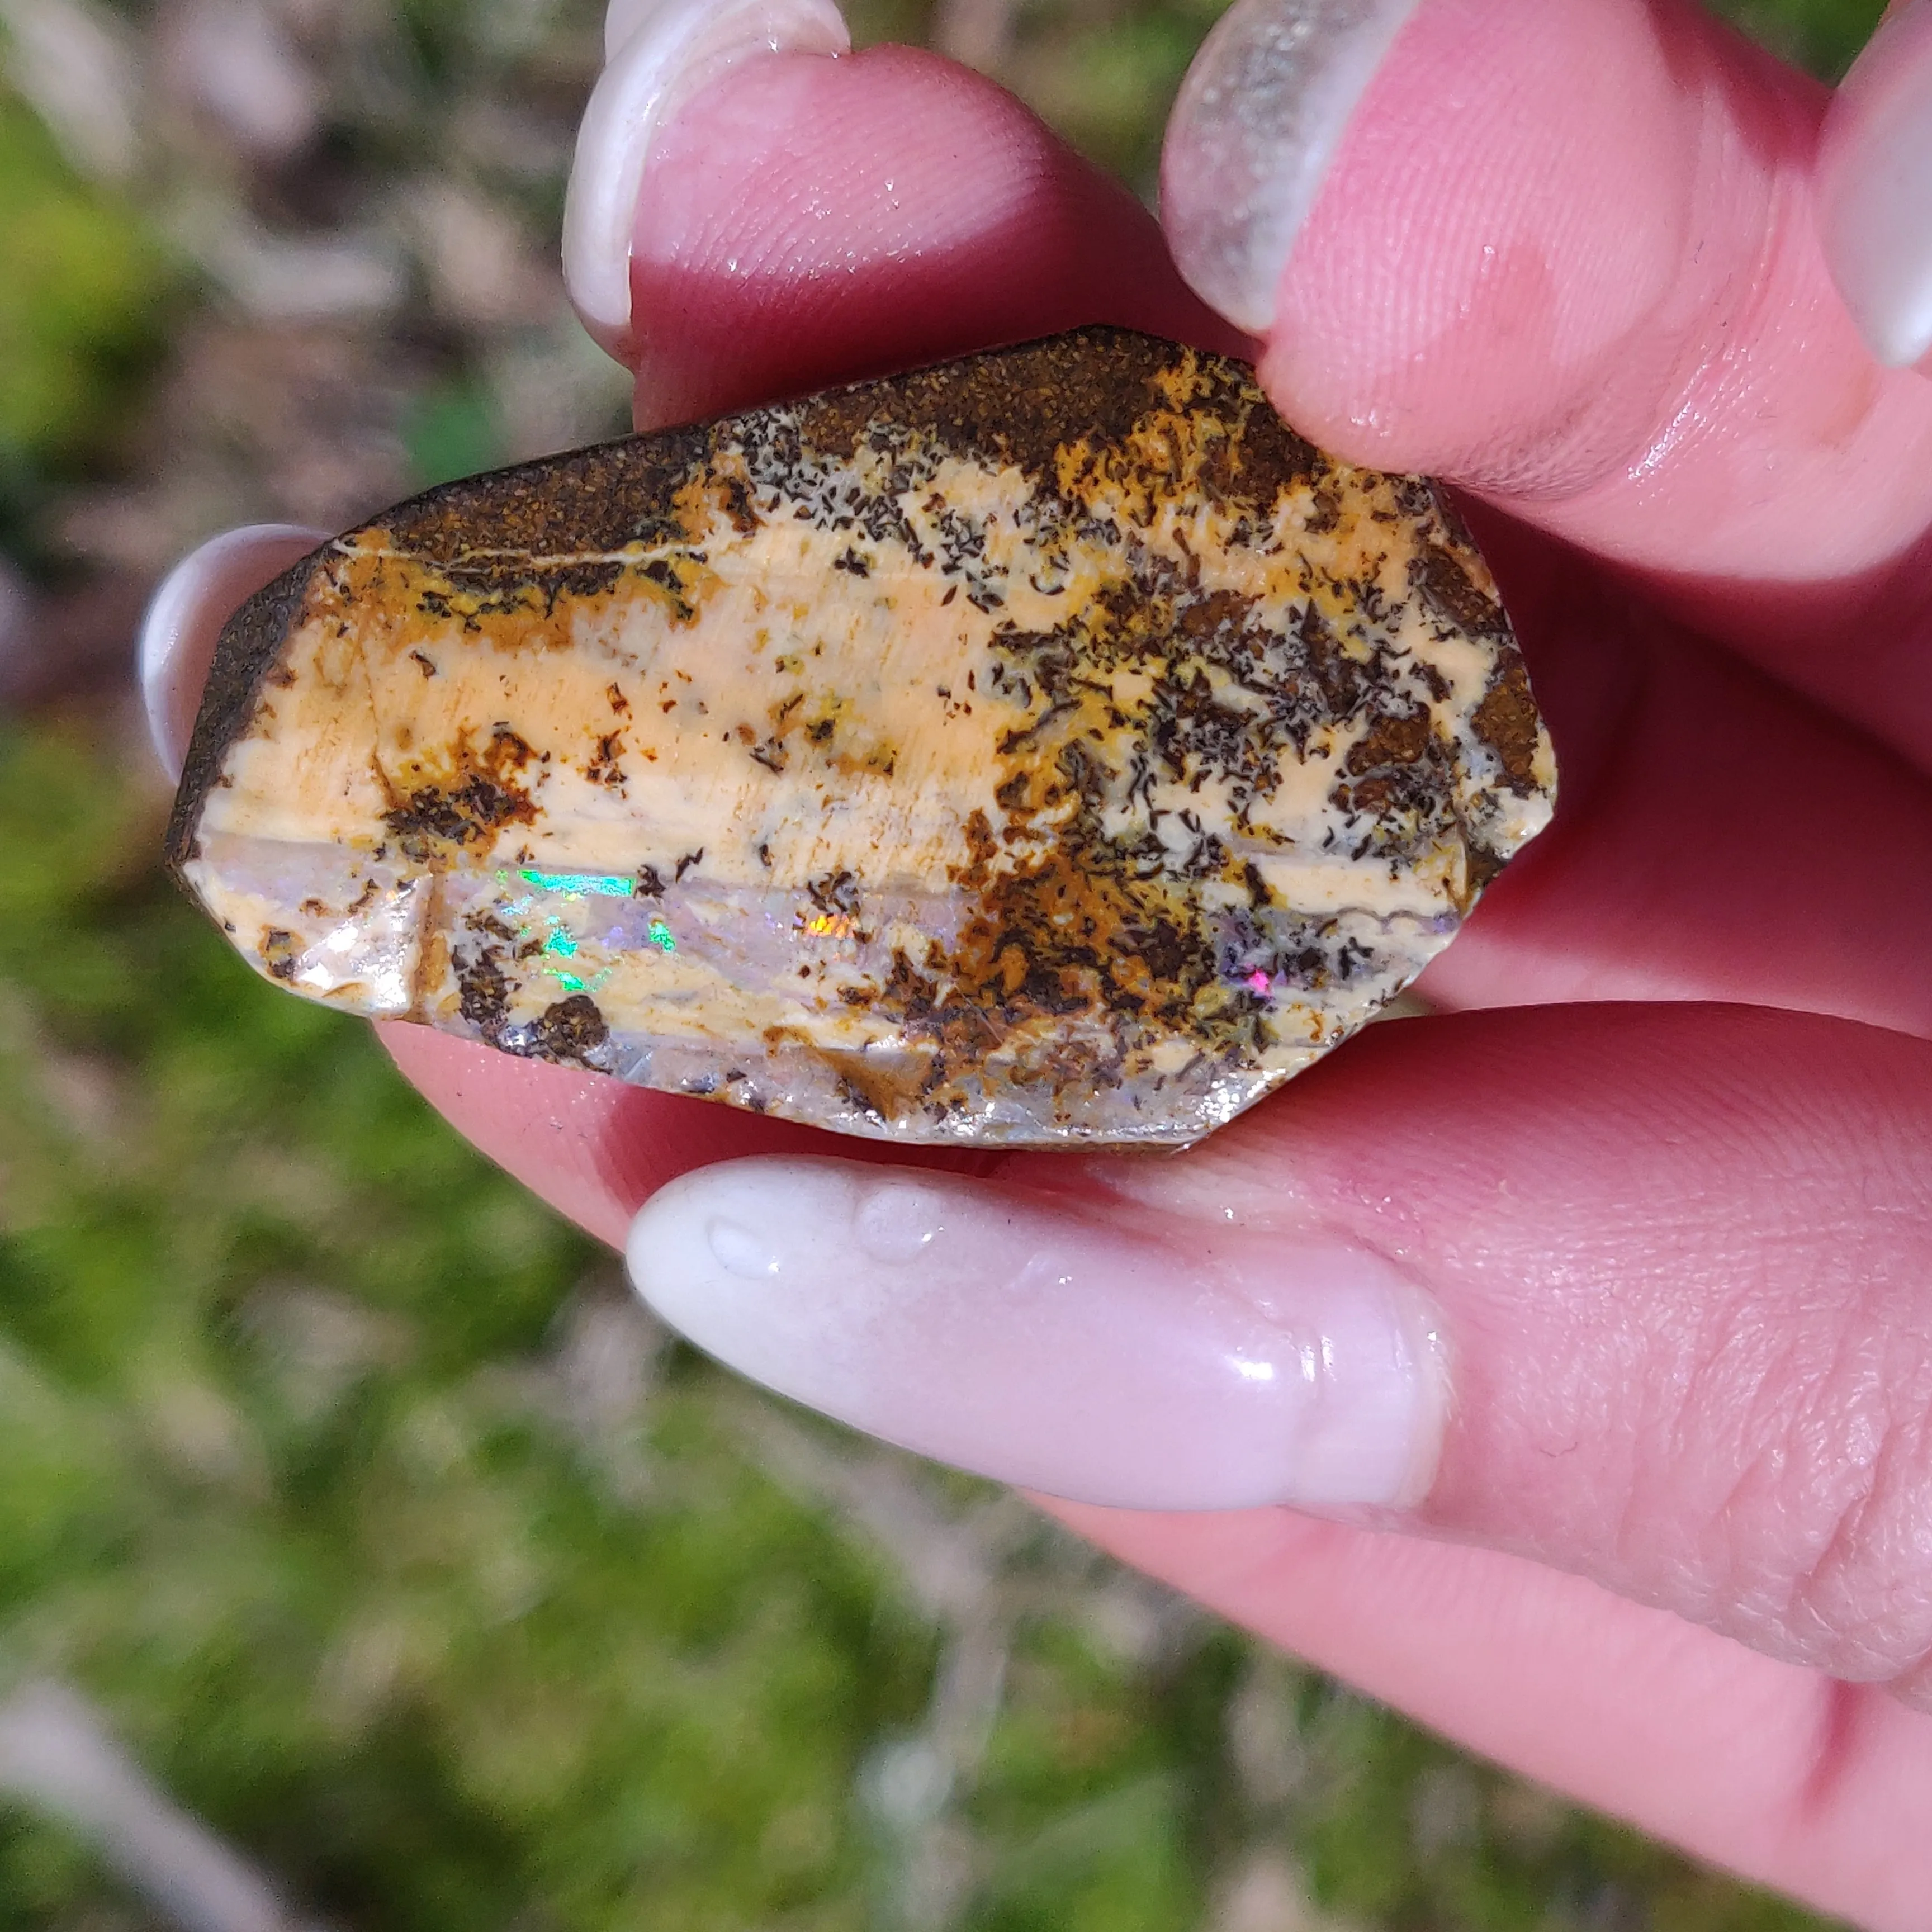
1819, 0, 1932, 370
138, 525, 326, 782
1161, 0, 1419, 333
627, 1158, 1447, 1512
564, 0, 850, 358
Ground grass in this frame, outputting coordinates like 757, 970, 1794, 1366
0, 1, 1885, 1924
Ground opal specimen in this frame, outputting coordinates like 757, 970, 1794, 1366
167, 327, 1555, 1147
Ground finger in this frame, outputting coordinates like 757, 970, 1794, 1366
1048, 1503, 1932, 1932
564, 5, 1246, 430
562, 0, 851, 364
1162, 0, 1932, 764
627, 43, 1244, 429
378, 1025, 1000, 1252
623, 1003, 1932, 1685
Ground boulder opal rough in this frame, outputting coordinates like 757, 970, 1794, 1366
168, 327, 1555, 1147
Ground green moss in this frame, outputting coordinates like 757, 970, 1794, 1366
0, 91, 169, 523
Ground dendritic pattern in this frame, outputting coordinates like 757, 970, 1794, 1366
168, 328, 1555, 1146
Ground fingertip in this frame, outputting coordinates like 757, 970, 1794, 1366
1161, 0, 1422, 334
137, 524, 326, 782
1251, 0, 1753, 490
562, 0, 851, 361
624, 1152, 1446, 1511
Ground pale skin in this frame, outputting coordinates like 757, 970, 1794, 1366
168, 1, 1932, 1922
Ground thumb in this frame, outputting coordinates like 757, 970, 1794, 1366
624, 1002, 1932, 1692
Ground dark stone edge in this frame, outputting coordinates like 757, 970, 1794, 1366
364, 325, 1272, 562
164, 552, 326, 883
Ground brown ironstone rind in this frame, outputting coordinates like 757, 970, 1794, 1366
168, 326, 1556, 1147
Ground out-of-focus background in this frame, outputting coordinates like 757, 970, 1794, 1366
0, 2, 1884, 1925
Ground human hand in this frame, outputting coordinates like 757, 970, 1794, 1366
140, 1, 1932, 1923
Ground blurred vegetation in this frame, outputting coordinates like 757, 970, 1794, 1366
0, 1, 1885, 1926
0, 94, 167, 554
1719, 0, 1887, 76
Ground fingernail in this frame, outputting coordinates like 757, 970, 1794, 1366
563, 0, 850, 358
627, 1158, 1447, 1512
1161, 0, 1419, 333
1819, 0, 1932, 370
138, 525, 324, 782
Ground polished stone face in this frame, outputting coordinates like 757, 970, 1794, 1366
168, 328, 1555, 1147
